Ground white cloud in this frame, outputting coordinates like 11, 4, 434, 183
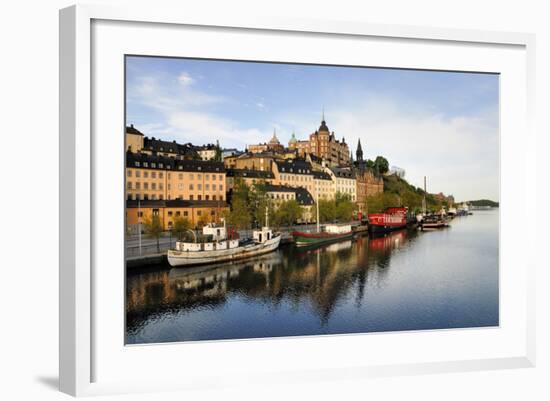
177, 71, 194, 86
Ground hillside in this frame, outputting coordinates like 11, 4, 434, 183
467, 199, 499, 207
365, 175, 448, 213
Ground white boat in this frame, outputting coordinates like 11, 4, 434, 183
167, 213, 281, 267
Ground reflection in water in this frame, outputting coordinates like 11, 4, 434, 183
127, 211, 499, 343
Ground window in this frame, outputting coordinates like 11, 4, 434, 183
151, 172, 156, 179
135, 170, 141, 178
134, 162, 140, 167
205, 184, 210, 190
189, 184, 194, 190
143, 171, 148, 178
211, 210, 216, 216
127, 182, 132, 189
212, 184, 216, 191
168, 211, 173, 217
178, 173, 183, 180
205, 174, 209, 181
151, 163, 156, 168
197, 211, 202, 216
127, 170, 132, 177
175, 211, 181, 217
143, 162, 148, 167
159, 183, 163, 190
135, 182, 141, 190
213, 195, 217, 201
219, 175, 223, 181
198, 195, 202, 200
159, 195, 163, 200
205, 195, 209, 200
137, 211, 143, 218
167, 184, 171, 190
144, 183, 149, 190
189, 195, 194, 200
198, 184, 202, 190
183, 211, 188, 217
190, 174, 194, 180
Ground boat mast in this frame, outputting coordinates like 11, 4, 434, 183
265, 205, 269, 228
422, 176, 427, 215
316, 187, 320, 233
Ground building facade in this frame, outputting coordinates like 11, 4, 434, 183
288, 119, 350, 166
271, 158, 315, 194
248, 130, 285, 154
126, 152, 226, 202
326, 166, 357, 202
126, 199, 228, 231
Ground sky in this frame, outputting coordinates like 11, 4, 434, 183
126, 56, 499, 202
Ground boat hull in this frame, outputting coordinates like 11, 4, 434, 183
368, 223, 407, 235
292, 231, 354, 247
167, 235, 281, 267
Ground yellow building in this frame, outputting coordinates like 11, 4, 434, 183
312, 170, 335, 200
271, 158, 315, 194
225, 169, 275, 191
326, 166, 357, 202
126, 152, 226, 202
264, 184, 315, 223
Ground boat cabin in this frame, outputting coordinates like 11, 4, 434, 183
202, 223, 227, 241
253, 227, 274, 244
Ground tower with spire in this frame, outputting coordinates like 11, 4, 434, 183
356, 139, 363, 162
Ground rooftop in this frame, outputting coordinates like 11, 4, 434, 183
126, 152, 225, 172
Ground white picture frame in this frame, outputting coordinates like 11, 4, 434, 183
59, 4, 536, 397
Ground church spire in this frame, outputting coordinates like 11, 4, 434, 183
356, 138, 363, 161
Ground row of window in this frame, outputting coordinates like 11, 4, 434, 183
127, 182, 224, 191
128, 193, 224, 201
132, 161, 222, 172
127, 170, 224, 181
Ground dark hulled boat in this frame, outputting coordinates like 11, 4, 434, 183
292, 224, 354, 247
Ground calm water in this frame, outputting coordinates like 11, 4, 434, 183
126, 210, 499, 344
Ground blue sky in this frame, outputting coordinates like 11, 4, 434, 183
126, 56, 499, 201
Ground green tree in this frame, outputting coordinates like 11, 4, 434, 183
335, 192, 353, 221
172, 215, 192, 241
374, 156, 389, 174
143, 214, 164, 253
318, 199, 336, 223
274, 200, 302, 227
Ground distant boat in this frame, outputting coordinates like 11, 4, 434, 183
368, 207, 408, 234
292, 224, 354, 247
420, 215, 449, 231
167, 211, 281, 267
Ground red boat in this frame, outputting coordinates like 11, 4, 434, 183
368, 207, 408, 234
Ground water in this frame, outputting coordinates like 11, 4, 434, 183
126, 210, 499, 344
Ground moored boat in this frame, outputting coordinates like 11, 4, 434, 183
167, 215, 281, 267
292, 224, 354, 247
420, 215, 449, 231
368, 207, 408, 234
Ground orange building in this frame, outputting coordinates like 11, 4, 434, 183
288, 118, 350, 166
126, 199, 228, 231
